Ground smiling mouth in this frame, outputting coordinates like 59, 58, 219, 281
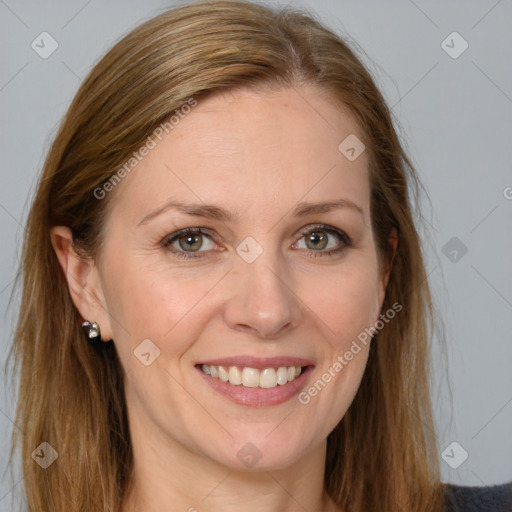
197, 364, 308, 389
195, 364, 315, 407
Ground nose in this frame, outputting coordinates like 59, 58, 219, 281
222, 251, 302, 339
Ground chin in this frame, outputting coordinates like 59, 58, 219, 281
201, 431, 314, 472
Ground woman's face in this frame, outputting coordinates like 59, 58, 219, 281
95, 85, 390, 471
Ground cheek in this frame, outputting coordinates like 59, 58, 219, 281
103, 258, 228, 362
302, 261, 382, 341
296, 266, 378, 430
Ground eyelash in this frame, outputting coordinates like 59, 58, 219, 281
161, 224, 352, 260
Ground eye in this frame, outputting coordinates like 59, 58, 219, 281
162, 228, 217, 259
293, 224, 352, 258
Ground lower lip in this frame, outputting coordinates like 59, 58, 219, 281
195, 365, 314, 407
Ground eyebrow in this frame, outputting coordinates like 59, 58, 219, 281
137, 198, 365, 226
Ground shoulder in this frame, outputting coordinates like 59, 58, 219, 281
443, 481, 512, 512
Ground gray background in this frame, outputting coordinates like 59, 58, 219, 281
1, 0, 511, 509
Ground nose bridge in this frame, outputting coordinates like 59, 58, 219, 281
223, 237, 301, 338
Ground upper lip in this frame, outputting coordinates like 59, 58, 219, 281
196, 356, 314, 369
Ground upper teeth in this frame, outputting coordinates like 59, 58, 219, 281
201, 365, 302, 388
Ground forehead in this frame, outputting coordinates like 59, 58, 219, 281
107, 85, 370, 224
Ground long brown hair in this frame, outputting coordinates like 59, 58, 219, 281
6, 1, 447, 510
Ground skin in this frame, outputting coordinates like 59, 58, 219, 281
51, 85, 397, 512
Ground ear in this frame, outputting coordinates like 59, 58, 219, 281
382, 226, 398, 290
50, 226, 114, 341
376, 227, 399, 314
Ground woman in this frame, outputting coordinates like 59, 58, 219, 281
6, 1, 511, 511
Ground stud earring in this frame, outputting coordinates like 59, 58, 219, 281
82, 320, 103, 345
